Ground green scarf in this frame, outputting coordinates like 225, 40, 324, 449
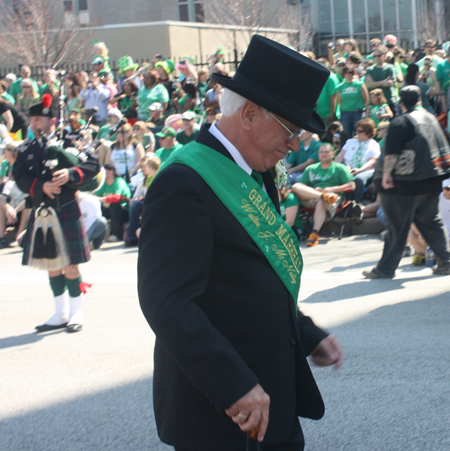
162, 142, 303, 307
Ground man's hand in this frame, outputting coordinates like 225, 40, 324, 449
311, 335, 343, 370
382, 172, 395, 189
43, 181, 61, 199
52, 169, 70, 186
225, 384, 270, 442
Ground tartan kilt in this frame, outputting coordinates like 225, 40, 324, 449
22, 200, 90, 267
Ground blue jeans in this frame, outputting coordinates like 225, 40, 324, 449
340, 110, 363, 138
126, 199, 143, 242
346, 171, 373, 203
86, 217, 107, 249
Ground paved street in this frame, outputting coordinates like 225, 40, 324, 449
1, 235, 449, 451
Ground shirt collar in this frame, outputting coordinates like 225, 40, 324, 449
209, 122, 253, 175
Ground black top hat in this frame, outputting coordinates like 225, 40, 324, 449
211, 35, 329, 134
29, 93, 57, 119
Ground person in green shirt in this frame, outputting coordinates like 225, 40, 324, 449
176, 111, 199, 145
278, 188, 302, 238
9, 66, 39, 101
136, 71, 170, 121
404, 64, 441, 115
0, 79, 15, 104
155, 127, 183, 164
315, 69, 339, 125
366, 88, 393, 127
285, 132, 321, 183
39, 69, 60, 99
416, 39, 443, 69
364, 46, 397, 114
291, 143, 355, 247
337, 63, 369, 137
436, 53, 450, 88
94, 163, 131, 242
97, 108, 122, 141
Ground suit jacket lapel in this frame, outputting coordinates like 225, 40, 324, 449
196, 124, 280, 213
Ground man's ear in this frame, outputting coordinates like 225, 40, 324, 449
240, 101, 260, 131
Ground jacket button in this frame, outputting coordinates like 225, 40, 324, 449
290, 338, 296, 346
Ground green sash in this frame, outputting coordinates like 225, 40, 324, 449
162, 141, 303, 306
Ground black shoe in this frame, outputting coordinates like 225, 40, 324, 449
124, 239, 138, 248
35, 322, 68, 332
350, 201, 364, 223
0, 237, 9, 249
66, 324, 83, 333
362, 267, 395, 279
432, 262, 450, 275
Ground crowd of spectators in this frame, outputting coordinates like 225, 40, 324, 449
0, 37, 449, 254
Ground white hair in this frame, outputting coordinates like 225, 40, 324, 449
220, 88, 271, 119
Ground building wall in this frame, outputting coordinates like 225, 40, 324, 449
88, 0, 178, 26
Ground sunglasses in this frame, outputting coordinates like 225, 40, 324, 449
338, 63, 346, 67
444, 187, 450, 191
356, 129, 365, 134
333, 140, 341, 144
399, 56, 405, 59
373, 54, 383, 58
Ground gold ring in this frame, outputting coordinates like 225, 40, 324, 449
238, 413, 248, 422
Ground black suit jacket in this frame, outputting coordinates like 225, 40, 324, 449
138, 125, 328, 450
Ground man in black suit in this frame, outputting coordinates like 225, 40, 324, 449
138, 36, 343, 451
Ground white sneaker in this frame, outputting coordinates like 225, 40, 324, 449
107, 235, 119, 242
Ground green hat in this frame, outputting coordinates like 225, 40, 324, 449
216, 46, 225, 56
117, 56, 139, 75
155, 126, 176, 138
98, 69, 111, 79
155, 59, 176, 77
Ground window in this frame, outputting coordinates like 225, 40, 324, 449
334, 0, 349, 34
352, 0, 366, 34
178, 0, 204, 22
79, 0, 88, 11
383, 0, 396, 31
367, 0, 382, 32
63, 0, 73, 12
318, 0, 332, 34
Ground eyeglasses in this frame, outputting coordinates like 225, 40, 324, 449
373, 54, 383, 58
338, 63, 346, 67
444, 187, 450, 191
356, 129, 365, 134
333, 140, 341, 144
182, 118, 194, 122
399, 56, 405, 59
268, 112, 304, 142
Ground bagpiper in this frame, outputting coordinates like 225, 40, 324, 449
13, 94, 100, 333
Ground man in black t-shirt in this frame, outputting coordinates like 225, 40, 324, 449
363, 86, 450, 278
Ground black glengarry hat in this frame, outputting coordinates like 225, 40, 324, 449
211, 35, 329, 134
29, 93, 57, 119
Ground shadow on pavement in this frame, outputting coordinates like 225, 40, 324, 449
0, 330, 64, 350
301, 274, 435, 303
1, 377, 171, 451
303, 291, 450, 451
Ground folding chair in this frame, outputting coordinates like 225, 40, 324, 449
300, 187, 355, 241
